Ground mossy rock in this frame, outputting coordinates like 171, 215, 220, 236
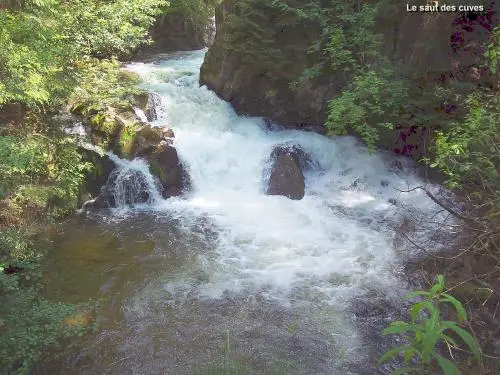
121, 124, 163, 159
147, 144, 190, 198
131, 92, 150, 111
118, 69, 142, 84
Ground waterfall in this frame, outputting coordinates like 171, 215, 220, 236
44, 49, 459, 375
105, 154, 163, 207
124, 50, 453, 303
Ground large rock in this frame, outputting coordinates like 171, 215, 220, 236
132, 92, 158, 122
125, 125, 164, 158
200, 0, 337, 131
147, 144, 191, 198
78, 147, 117, 200
136, 13, 215, 56
200, 0, 497, 147
82, 123, 191, 210
266, 145, 306, 200
82, 168, 154, 210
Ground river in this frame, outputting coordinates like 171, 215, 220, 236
38, 49, 452, 374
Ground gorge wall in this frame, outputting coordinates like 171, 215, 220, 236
200, 0, 497, 156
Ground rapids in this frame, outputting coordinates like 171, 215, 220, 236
39, 49, 454, 374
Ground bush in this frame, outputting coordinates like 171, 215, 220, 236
380, 275, 482, 374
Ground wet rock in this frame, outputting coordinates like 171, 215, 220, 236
85, 189, 116, 210
200, 0, 342, 130
127, 125, 164, 158
163, 127, 175, 139
112, 170, 152, 205
270, 144, 315, 171
84, 168, 154, 210
132, 92, 158, 122
144, 94, 158, 122
78, 147, 117, 201
137, 13, 213, 55
266, 145, 306, 200
147, 144, 190, 198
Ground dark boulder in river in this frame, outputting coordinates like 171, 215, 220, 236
78, 147, 117, 200
147, 144, 191, 198
266, 145, 306, 200
81, 122, 191, 211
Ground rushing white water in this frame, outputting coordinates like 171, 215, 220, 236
124, 50, 449, 305
107, 153, 163, 207
66, 49, 458, 373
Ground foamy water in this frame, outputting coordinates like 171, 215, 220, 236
123, 50, 447, 306
48, 49, 456, 374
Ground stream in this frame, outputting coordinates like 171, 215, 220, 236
38, 49, 454, 374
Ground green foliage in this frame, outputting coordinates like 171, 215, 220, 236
0, 286, 76, 375
66, 0, 168, 59
429, 92, 499, 190
69, 58, 143, 118
223, 0, 285, 66
483, 26, 499, 74
289, 65, 323, 91
326, 69, 408, 151
0, 8, 71, 106
166, 0, 218, 33
0, 133, 91, 220
263, 0, 408, 147
380, 275, 482, 374
317, 0, 410, 149
68, 58, 145, 151
0, 0, 166, 107
0, 228, 37, 263
319, 1, 384, 71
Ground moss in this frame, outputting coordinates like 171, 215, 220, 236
118, 124, 140, 158
118, 69, 142, 84
148, 152, 167, 182
132, 91, 150, 111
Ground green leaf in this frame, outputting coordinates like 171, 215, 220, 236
429, 275, 445, 297
433, 353, 461, 375
406, 291, 430, 299
440, 293, 467, 321
383, 321, 420, 335
421, 305, 440, 363
410, 301, 435, 322
441, 333, 459, 347
441, 322, 482, 361
403, 348, 415, 363
378, 345, 415, 364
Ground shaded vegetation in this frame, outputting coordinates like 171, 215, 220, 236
380, 275, 482, 374
0, 0, 180, 372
